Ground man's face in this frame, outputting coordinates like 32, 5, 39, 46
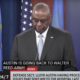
32, 10, 51, 33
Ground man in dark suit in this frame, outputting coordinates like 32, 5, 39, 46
11, 2, 77, 71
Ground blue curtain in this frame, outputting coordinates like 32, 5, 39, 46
65, 0, 80, 70
1, 0, 21, 60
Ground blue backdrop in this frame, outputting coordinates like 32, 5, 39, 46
65, 0, 80, 70
1, 0, 21, 60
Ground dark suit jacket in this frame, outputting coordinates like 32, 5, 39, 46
11, 26, 77, 71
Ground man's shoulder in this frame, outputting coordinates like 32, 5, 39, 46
16, 28, 34, 38
50, 26, 71, 37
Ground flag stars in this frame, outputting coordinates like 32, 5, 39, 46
21, 6, 22, 10
29, 23, 32, 26
23, 15, 27, 18
25, 1, 28, 5
30, 10, 32, 13
30, 3, 32, 6
21, 0, 23, 3
24, 8, 28, 12
30, 16, 32, 20
22, 27, 26, 31
21, 0, 32, 30
23, 21, 26, 25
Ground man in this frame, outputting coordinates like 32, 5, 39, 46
11, 3, 77, 71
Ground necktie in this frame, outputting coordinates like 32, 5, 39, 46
38, 34, 43, 60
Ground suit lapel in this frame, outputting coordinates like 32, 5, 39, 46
29, 27, 56, 60
29, 29, 38, 60
41, 27, 55, 60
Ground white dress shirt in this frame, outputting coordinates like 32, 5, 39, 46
35, 27, 49, 48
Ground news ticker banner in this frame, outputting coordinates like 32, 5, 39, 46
2, 60, 70, 70
10, 71, 80, 80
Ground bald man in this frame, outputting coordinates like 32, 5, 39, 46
11, 3, 77, 71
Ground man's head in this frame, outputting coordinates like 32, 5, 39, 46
32, 2, 51, 33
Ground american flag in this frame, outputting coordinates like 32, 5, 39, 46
21, 0, 32, 31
